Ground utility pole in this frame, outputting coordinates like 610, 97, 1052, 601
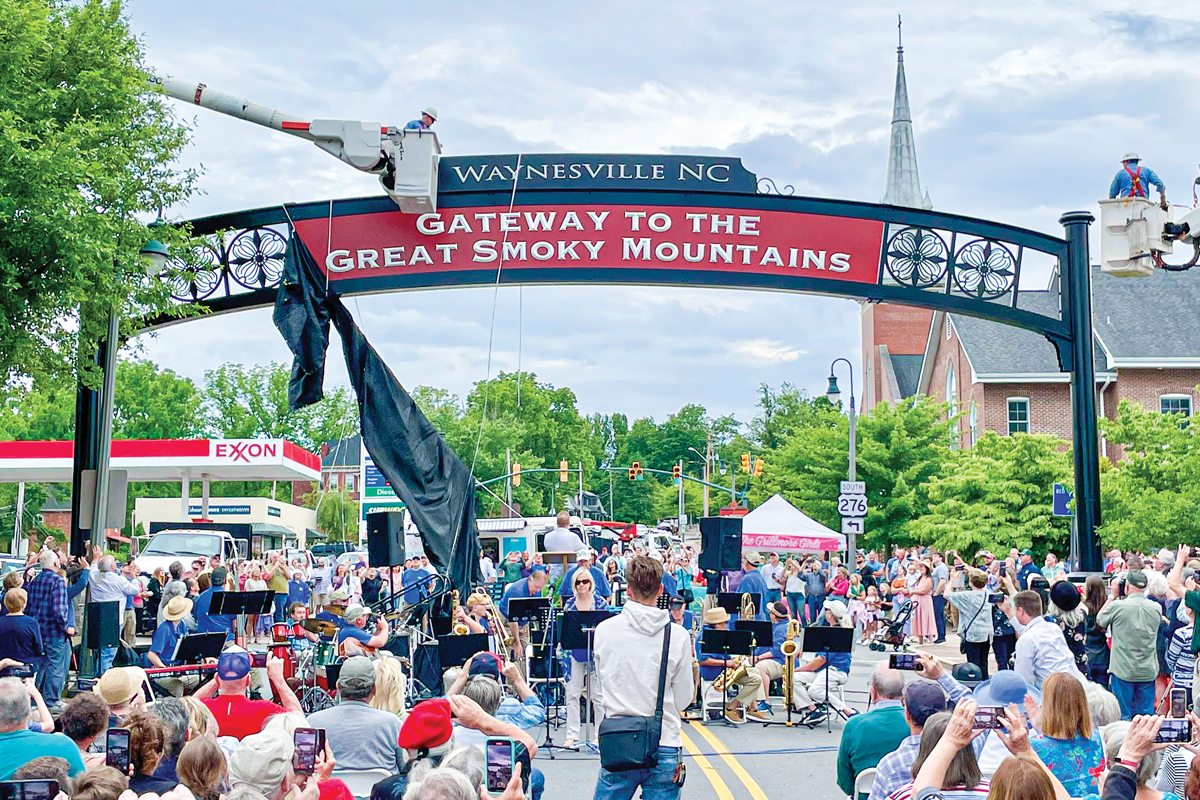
677, 458, 685, 530
704, 436, 712, 517
608, 470, 614, 521
578, 462, 584, 519
12, 482, 24, 556
505, 448, 512, 510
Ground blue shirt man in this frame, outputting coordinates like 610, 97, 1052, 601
148, 619, 186, 667
404, 108, 437, 130
194, 568, 235, 638
1109, 154, 1166, 202
287, 576, 311, 609
499, 569, 548, 619
401, 562, 425, 604
736, 554, 769, 620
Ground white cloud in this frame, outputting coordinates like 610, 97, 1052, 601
727, 339, 804, 364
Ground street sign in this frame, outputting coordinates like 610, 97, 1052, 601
841, 517, 864, 535
837, 494, 868, 517
1052, 483, 1074, 517
840, 481, 866, 495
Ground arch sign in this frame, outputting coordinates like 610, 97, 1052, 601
164, 152, 1102, 570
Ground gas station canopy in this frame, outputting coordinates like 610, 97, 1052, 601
0, 439, 321, 482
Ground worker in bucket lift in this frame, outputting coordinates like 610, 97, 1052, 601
404, 107, 437, 130
1109, 151, 1168, 209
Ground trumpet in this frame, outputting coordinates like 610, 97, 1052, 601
713, 655, 750, 692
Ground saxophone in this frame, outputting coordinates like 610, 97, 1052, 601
713, 656, 749, 692
781, 619, 800, 715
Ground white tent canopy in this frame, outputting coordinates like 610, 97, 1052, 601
740, 493, 847, 553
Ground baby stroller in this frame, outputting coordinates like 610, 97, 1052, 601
868, 602, 913, 652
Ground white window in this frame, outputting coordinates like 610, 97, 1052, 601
345, 474, 356, 492
969, 403, 978, 446
1008, 397, 1029, 435
946, 363, 957, 417
1161, 394, 1193, 416
329, 473, 340, 490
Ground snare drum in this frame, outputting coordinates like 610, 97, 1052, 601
272, 623, 290, 643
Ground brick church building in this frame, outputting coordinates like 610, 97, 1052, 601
861, 38, 1200, 460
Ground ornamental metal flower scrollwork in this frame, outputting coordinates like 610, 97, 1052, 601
885, 227, 948, 288
952, 239, 1016, 299
757, 177, 795, 196
168, 245, 223, 302
227, 227, 287, 290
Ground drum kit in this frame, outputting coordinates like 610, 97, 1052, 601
290, 615, 421, 713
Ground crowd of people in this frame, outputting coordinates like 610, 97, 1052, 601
10, 521, 1200, 800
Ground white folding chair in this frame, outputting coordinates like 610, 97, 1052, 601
852, 767, 877, 800
330, 768, 393, 799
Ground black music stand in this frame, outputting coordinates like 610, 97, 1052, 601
733, 620, 773, 652
210, 590, 274, 647
439, 633, 489, 668
561, 610, 615, 747
699, 629, 753, 726
506, 597, 565, 758
802, 626, 855, 732
173, 632, 227, 664
717, 592, 759, 619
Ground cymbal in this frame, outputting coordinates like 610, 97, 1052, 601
302, 619, 340, 635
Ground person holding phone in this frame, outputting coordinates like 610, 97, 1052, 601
0, 678, 85, 779
1027, 673, 1105, 796
193, 648, 302, 740
123, 711, 176, 795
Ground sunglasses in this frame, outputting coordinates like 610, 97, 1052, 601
575, 579, 592, 586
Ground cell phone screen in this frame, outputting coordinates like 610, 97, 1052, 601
294, 728, 320, 774
486, 738, 513, 793
1172, 688, 1188, 718
0, 780, 60, 800
251, 652, 268, 668
1156, 719, 1192, 743
890, 653, 919, 670
106, 728, 130, 772
972, 706, 1004, 730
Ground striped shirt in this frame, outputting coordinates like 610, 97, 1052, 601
26, 570, 69, 639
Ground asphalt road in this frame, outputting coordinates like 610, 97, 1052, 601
531, 641, 890, 800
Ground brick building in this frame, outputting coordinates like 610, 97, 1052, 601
320, 435, 361, 499
862, 267, 1200, 457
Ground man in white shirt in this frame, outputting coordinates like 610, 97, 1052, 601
1004, 590, 1086, 689
480, 553, 497, 584
759, 553, 784, 603
88, 554, 143, 672
543, 511, 586, 578
593, 556, 693, 800
311, 558, 332, 611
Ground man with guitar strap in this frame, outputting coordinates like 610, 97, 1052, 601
337, 604, 389, 657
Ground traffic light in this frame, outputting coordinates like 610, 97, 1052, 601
511, 463, 521, 486
740, 453, 750, 473
559, 460, 569, 482
753, 458, 764, 478
629, 461, 643, 481
672, 464, 681, 485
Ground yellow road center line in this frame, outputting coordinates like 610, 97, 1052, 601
680, 728, 735, 800
688, 720, 770, 800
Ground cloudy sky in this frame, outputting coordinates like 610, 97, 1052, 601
127, 1, 1200, 425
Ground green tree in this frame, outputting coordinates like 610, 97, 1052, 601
113, 359, 206, 439
203, 362, 356, 451
909, 432, 1072, 557
1, 0, 199, 388
308, 489, 359, 542
750, 397, 954, 551
1099, 398, 1200, 550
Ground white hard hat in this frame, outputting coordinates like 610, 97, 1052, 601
1121, 151, 1140, 163
422, 107, 438, 121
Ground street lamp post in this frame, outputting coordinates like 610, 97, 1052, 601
688, 446, 709, 517
826, 358, 857, 561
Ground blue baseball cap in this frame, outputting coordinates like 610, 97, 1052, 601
217, 647, 252, 680
468, 652, 502, 679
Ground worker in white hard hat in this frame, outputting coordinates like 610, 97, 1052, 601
1109, 151, 1167, 210
404, 107, 438, 130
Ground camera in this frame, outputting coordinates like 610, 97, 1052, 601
987, 592, 1005, 604
0, 664, 35, 679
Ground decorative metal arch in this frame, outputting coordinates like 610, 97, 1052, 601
144, 180, 1100, 571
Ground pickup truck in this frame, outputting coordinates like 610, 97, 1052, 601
136, 528, 247, 576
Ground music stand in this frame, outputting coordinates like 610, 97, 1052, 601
733, 620, 773, 652
561, 610, 615, 747
717, 592, 759, 618
801, 626, 855, 732
506, 597, 551, 624
211, 590, 274, 647
439, 633, 489, 668
173, 632, 227, 664
699, 628, 753, 726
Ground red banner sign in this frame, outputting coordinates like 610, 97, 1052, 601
292, 203, 884, 284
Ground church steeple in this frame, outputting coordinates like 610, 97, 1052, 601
882, 17, 932, 210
